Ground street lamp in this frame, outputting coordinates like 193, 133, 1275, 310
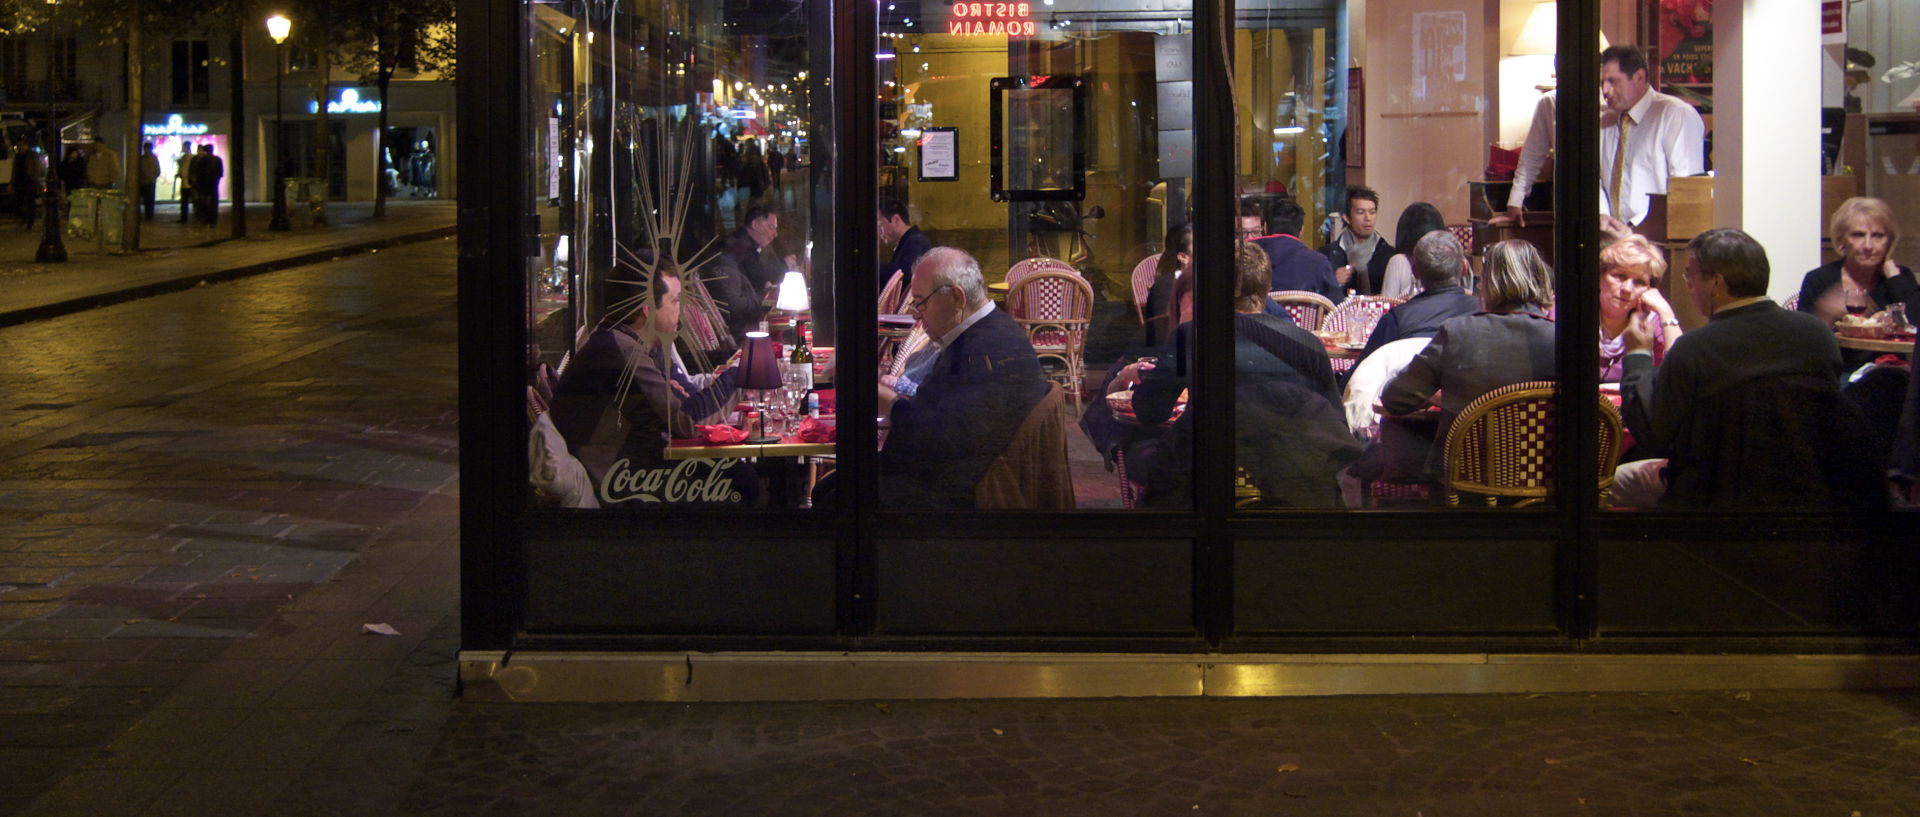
35, 0, 65, 263
267, 14, 292, 231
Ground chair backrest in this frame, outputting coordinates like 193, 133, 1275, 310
884, 323, 931, 379
974, 382, 1074, 509
1268, 290, 1338, 331
1009, 270, 1096, 324
1442, 381, 1624, 507
1130, 254, 1163, 324
1780, 292, 1801, 312
1005, 256, 1080, 291
1322, 295, 1406, 344
878, 271, 907, 315
1447, 223, 1474, 256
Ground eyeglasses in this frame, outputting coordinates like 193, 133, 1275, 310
904, 283, 954, 315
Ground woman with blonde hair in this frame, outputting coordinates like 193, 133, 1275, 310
1598, 234, 1681, 382
1798, 196, 1914, 326
1380, 239, 1557, 480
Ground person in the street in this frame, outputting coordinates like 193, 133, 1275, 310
85, 138, 121, 190
191, 143, 224, 226
12, 138, 43, 229
58, 143, 87, 192
176, 143, 196, 223
137, 141, 162, 220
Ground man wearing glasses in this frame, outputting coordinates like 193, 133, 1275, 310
879, 247, 1050, 507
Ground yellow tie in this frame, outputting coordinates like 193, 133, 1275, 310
1608, 113, 1633, 222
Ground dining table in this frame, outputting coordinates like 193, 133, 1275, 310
1835, 333, 1916, 355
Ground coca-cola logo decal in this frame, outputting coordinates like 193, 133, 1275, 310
599, 458, 746, 504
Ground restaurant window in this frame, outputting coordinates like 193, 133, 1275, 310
872, 0, 1198, 511
524, 0, 832, 511
1222, 0, 1563, 512
171, 40, 210, 107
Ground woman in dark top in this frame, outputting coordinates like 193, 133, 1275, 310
1141, 222, 1191, 348
1381, 239, 1558, 480
1796, 197, 1915, 372
1378, 202, 1447, 298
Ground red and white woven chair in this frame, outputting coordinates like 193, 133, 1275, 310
1005, 256, 1080, 292
1130, 254, 1162, 324
1268, 290, 1337, 332
1008, 270, 1096, 410
878, 271, 908, 316
1781, 292, 1800, 311
1443, 381, 1625, 508
1320, 295, 1405, 373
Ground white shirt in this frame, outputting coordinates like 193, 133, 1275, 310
1599, 88, 1706, 225
936, 299, 996, 348
1506, 91, 1556, 210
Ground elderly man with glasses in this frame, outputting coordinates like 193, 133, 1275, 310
878, 247, 1051, 507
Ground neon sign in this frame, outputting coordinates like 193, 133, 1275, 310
143, 114, 209, 136
307, 88, 382, 115
947, 2, 1036, 37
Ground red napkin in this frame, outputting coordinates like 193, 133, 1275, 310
796, 416, 837, 443
696, 424, 749, 445
815, 388, 837, 414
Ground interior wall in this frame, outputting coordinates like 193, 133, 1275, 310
900, 36, 1011, 235
1363, 0, 1490, 230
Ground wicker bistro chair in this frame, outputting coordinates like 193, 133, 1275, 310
1009, 270, 1096, 410
1130, 254, 1163, 324
1268, 290, 1338, 332
1441, 381, 1626, 508
878, 271, 908, 316
1781, 292, 1800, 311
1005, 256, 1080, 291
1320, 295, 1406, 373
884, 323, 931, 380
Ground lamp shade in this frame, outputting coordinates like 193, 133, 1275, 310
775, 270, 810, 312
266, 14, 292, 44
736, 331, 784, 391
1510, 2, 1555, 56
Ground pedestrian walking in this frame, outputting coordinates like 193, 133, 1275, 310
191, 143, 223, 226
58, 145, 87, 192
137, 141, 162, 220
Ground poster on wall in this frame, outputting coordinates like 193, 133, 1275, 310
1344, 68, 1364, 168
1410, 11, 1470, 114
918, 127, 958, 181
1657, 0, 1713, 112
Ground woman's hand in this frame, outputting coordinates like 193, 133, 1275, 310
1621, 309, 1659, 354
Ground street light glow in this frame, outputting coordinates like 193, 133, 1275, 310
266, 14, 292, 44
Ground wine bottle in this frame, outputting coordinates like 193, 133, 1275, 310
789, 331, 815, 391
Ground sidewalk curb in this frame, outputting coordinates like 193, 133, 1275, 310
0, 224, 458, 328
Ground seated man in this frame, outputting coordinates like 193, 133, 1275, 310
1246, 197, 1341, 303
1355, 231, 1481, 365
1612, 228, 1882, 509
1320, 186, 1396, 296
709, 205, 796, 341
879, 247, 1052, 507
550, 273, 753, 505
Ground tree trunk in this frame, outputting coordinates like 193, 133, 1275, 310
122, 9, 143, 252
313, 21, 331, 225
229, 2, 248, 238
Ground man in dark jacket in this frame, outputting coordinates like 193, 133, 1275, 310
877, 197, 931, 290
879, 247, 1050, 507
1321, 186, 1397, 296
1614, 228, 1881, 509
1355, 231, 1480, 364
708, 205, 794, 341
190, 144, 224, 226
1246, 197, 1341, 302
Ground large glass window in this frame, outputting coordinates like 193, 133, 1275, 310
872, 1, 1197, 510
525, 0, 831, 510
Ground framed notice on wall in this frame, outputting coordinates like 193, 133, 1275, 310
1345, 68, 1364, 168
919, 127, 958, 181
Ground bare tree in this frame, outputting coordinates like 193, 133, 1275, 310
331, 0, 453, 217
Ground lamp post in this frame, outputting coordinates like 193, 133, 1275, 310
266, 14, 292, 231
34, 0, 65, 263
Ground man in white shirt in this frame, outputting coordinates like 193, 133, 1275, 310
1598, 45, 1705, 238
1497, 90, 1555, 224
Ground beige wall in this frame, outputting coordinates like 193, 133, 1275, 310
900, 36, 1011, 236
1363, 0, 1493, 232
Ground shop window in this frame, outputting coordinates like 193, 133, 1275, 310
872, 2, 1197, 511
525, 0, 831, 511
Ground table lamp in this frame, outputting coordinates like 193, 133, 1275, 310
776, 270, 810, 312
736, 331, 785, 443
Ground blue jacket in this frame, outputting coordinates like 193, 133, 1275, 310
1252, 234, 1341, 302
882, 308, 1050, 507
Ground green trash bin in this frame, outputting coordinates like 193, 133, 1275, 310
65, 188, 98, 241
95, 190, 126, 246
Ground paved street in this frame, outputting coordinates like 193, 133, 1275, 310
2, 237, 1919, 815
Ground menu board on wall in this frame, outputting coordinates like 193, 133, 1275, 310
918, 128, 958, 181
